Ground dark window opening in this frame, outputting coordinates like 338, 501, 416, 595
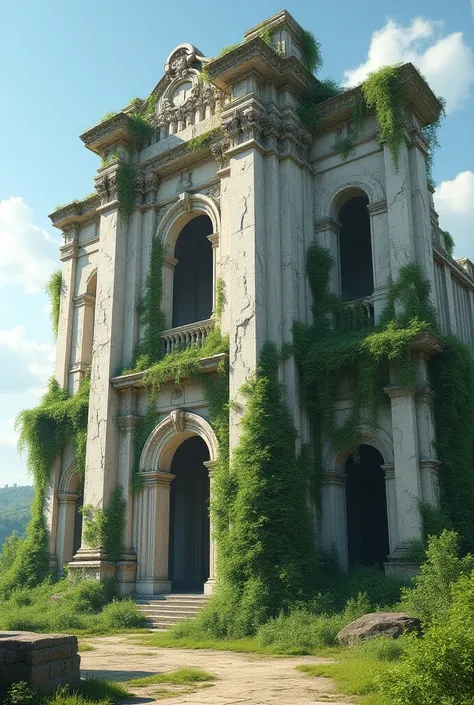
339, 196, 374, 301
345, 444, 389, 569
172, 215, 213, 327
169, 436, 210, 593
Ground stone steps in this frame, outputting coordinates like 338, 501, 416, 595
132, 593, 210, 631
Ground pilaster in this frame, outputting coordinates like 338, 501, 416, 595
384, 385, 423, 551
204, 460, 217, 595
73, 166, 129, 567
56, 493, 79, 571
320, 472, 348, 570
134, 471, 174, 595
314, 217, 341, 295
384, 140, 416, 279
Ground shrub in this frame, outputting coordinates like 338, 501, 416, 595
382, 572, 474, 704
98, 599, 147, 630
400, 530, 474, 625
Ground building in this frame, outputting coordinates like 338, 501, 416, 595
46, 11, 474, 595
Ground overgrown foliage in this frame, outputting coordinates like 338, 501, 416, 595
116, 163, 135, 216
2, 377, 91, 594
81, 487, 126, 562
442, 230, 455, 257
46, 270, 62, 338
299, 28, 323, 74
188, 128, 221, 154
127, 114, 154, 147
294, 246, 434, 507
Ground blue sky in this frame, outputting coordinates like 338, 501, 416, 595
1, 0, 473, 486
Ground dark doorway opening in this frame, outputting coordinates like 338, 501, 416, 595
339, 195, 374, 301
169, 436, 210, 592
172, 215, 213, 327
345, 444, 389, 569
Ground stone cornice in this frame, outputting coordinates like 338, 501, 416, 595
80, 113, 140, 156
49, 195, 100, 231
367, 199, 387, 216
205, 36, 317, 95
309, 63, 442, 134
314, 216, 341, 234
409, 332, 443, 356
111, 352, 228, 391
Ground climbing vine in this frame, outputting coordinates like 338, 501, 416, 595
294, 243, 474, 552
81, 487, 126, 562
299, 28, 322, 73
46, 270, 62, 338
116, 163, 136, 216
1, 376, 91, 594
199, 343, 317, 637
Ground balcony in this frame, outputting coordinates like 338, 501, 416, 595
340, 297, 375, 328
160, 318, 215, 354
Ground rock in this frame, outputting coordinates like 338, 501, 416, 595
336, 612, 421, 646
49, 595, 63, 602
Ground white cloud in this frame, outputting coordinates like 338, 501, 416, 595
434, 171, 474, 261
0, 417, 18, 447
343, 18, 474, 113
0, 197, 60, 293
0, 325, 54, 393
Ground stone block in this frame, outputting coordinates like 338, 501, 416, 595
336, 612, 421, 646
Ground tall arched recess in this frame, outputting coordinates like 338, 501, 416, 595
172, 215, 213, 327
338, 194, 374, 301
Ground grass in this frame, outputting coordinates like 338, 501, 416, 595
297, 637, 405, 705
131, 632, 314, 655
78, 642, 96, 652
126, 667, 216, 686
75, 679, 131, 701
1, 678, 130, 705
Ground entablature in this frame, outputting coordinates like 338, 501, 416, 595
111, 353, 228, 392
49, 195, 100, 231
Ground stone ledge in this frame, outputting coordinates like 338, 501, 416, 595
111, 352, 228, 391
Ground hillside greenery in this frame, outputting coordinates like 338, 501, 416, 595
0, 484, 34, 549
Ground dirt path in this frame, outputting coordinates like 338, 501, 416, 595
80, 635, 352, 705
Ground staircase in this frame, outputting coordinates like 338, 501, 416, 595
133, 593, 210, 631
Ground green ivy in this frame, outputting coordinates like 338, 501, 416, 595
2, 376, 91, 594
200, 343, 317, 637
297, 79, 343, 129
116, 163, 136, 216
442, 230, 455, 257
299, 28, 323, 73
294, 245, 437, 505
127, 114, 154, 147
188, 128, 221, 154
81, 487, 126, 562
45, 270, 62, 338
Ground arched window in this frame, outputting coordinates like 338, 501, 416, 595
172, 215, 213, 327
339, 195, 374, 301
83, 273, 97, 365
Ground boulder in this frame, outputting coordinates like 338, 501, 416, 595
336, 612, 421, 646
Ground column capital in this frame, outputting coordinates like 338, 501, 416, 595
163, 253, 178, 270
141, 470, 175, 487
73, 293, 96, 309
57, 493, 79, 504
419, 458, 441, 473
314, 216, 341, 234
207, 233, 219, 248
117, 414, 141, 431
204, 460, 218, 473
322, 471, 346, 486
367, 199, 387, 216
384, 385, 416, 399
381, 463, 395, 479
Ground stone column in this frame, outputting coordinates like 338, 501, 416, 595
367, 200, 390, 322
134, 471, 174, 595
56, 493, 79, 570
207, 233, 219, 316
385, 385, 423, 553
414, 350, 441, 508
162, 253, 178, 329
204, 460, 217, 595
116, 402, 140, 595
314, 217, 341, 295
55, 225, 79, 388
382, 464, 398, 554
320, 472, 348, 570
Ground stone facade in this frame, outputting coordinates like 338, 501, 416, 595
47, 11, 474, 594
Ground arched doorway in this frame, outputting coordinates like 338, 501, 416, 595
345, 444, 389, 568
339, 195, 374, 301
172, 215, 213, 327
169, 436, 210, 592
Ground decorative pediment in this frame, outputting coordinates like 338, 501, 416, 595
147, 44, 224, 134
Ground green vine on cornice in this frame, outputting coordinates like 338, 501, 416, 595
116, 163, 136, 216
46, 270, 62, 339
300, 28, 322, 74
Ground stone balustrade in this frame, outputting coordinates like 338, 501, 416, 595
161, 318, 215, 354
341, 296, 375, 327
